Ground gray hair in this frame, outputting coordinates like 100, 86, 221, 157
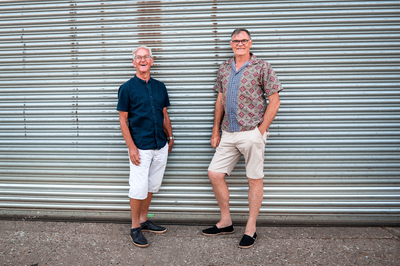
231, 28, 251, 39
132, 45, 152, 59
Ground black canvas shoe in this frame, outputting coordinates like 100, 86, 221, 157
140, 220, 167, 234
130, 227, 148, 248
238, 232, 257, 249
201, 225, 235, 236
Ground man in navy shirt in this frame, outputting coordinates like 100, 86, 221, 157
117, 45, 174, 248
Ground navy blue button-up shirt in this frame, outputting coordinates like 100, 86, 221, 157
117, 75, 170, 150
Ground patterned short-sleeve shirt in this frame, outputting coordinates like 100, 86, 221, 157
214, 54, 283, 132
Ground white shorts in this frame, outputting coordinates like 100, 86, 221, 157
128, 143, 168, 200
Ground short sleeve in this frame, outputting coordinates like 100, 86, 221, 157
117, 84, 130, 112
163, 84, 171, 108
213, 66, 223, 93
263, 63, 283, 97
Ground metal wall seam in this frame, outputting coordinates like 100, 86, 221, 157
0, 0, 399, 224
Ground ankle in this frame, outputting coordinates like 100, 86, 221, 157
216, 220, 232, 228
131, 221, 141, 229
244, 226, 256, 236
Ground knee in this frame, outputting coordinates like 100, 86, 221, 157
248, 178, 264, 188
208, 170, 225, 182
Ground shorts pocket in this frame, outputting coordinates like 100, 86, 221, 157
254, 127, 267, 145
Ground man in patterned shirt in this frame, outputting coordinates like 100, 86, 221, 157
202, 28, 283, 248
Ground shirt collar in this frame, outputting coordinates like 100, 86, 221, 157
249, 53, 257, 65
134, 75, 151, 84
231, 59, 249, 73
229, 52, 257, 67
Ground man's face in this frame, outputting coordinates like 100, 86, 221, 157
230, 31, 252, 57
132, 48, 154, 73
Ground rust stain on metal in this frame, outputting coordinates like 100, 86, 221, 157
135, 1, 163, 45
137, 24, 161, 28
138, 40, 162, 44
137, 16, 162, 20
138, 32, 161, 36
137, 8, 162, 12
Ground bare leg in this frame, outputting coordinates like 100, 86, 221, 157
244, 178, 264, 236
130, 193, 153, 229
139, 192, 153, 223
130, 198, 143, 229
208, 170, 232, 227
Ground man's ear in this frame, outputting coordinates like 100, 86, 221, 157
150, 57, 154, 67
132, 59, 137, 68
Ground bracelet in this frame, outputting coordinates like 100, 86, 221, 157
167, 136, 174, 140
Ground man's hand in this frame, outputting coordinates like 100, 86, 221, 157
129, 147, 141, 166
210, 131, 221, 148
258, 92, 281, 135
258, 125, 268, 135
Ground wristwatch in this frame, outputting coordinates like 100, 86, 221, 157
167, 136, 174, 140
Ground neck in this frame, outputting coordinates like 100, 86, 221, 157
234, 53, 251, 69
136, 72, 150, 82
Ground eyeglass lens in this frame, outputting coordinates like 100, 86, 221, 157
135, 55, 151, 60
231, 39, 249, 45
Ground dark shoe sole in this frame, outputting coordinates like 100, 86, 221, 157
142, 228, 167, 234
201, 229, 235, 236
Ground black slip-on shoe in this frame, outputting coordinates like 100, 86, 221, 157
238, 232, 257, 249
140, 220, 167, 234
130, 227, 148, 248
201, 225, 235, 236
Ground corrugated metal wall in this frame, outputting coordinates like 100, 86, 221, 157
0, 0, 399, 225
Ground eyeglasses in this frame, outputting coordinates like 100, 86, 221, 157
230, 39, 251, 45
134, 55, 152, 61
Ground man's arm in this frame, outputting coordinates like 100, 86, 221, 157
119, 111, 141, 166
211, 92, 224, 148
258, 92, 281, 134
163, 107, 174, 153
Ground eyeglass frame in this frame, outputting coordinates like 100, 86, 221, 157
230, 39, 251, 45
134, 55, 152, 61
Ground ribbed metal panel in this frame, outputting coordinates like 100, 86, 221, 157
0, 0, 399, 224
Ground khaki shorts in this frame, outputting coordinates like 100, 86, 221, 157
208, 127, 268, 179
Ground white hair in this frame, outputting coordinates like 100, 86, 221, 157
132, 45, 152, 59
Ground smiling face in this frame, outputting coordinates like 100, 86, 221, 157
132, 47, 154, 75
230, 31, 253, 57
